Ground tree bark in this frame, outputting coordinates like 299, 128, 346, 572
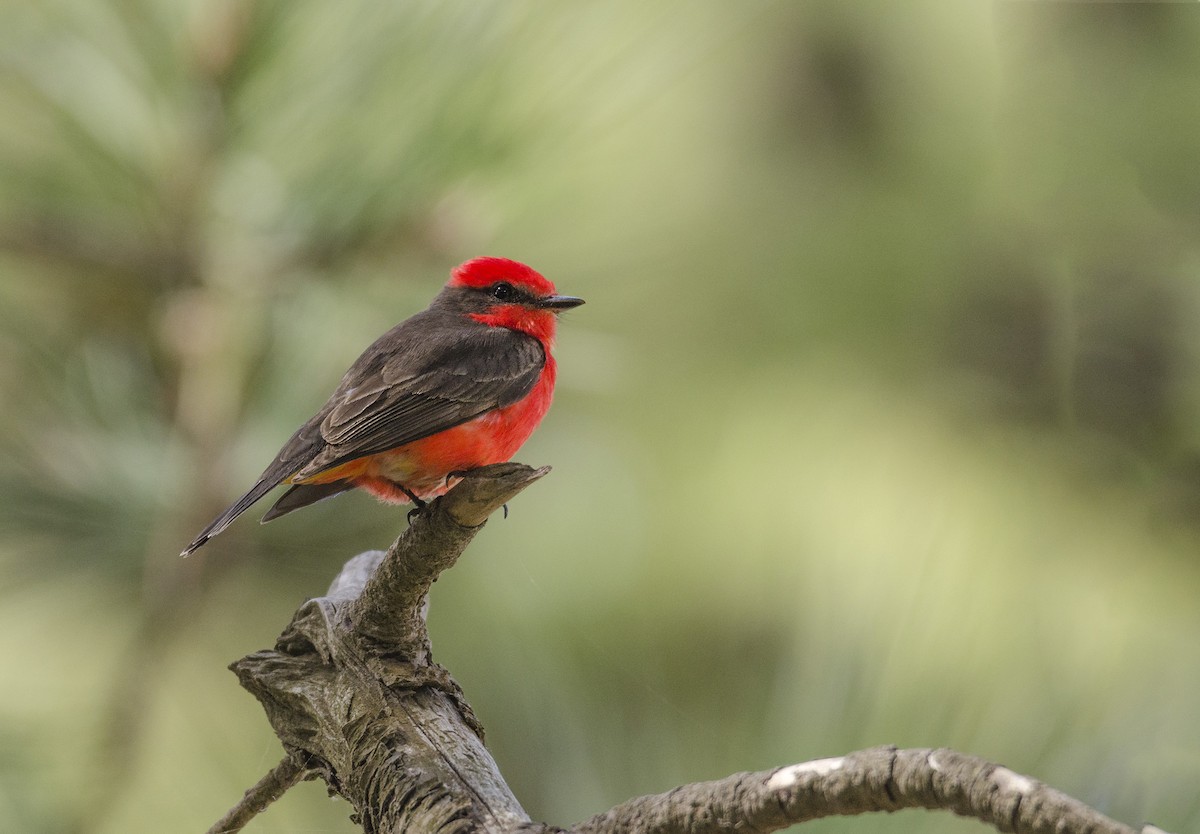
216, 462, 1172, 834
230, 463, 548, 834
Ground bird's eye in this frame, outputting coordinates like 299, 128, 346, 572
491, 282, 516, 301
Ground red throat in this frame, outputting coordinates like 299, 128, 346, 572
449, 256, 562, 344
468, 306, 557, 345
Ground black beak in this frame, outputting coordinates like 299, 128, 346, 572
539, 294, 585, 310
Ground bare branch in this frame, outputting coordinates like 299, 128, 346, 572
220, 464, 1173, 834
224, 463, 548, 834
348, 463, 551, 651
572, 746, 1167, 834
205, 755, 309, 834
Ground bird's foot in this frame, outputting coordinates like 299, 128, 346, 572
397, 482, 427, 524
397, 483, 425, 506
445, 468, 477, 486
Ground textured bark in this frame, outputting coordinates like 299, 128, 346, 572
229, 463, 549, 834
570, 746, 1163, 834
215, 463, 1172, 834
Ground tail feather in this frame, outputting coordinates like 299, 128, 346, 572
260, 481, 355, 523
180, 478, 281, 557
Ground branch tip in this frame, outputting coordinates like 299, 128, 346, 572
440, 462, 552, 528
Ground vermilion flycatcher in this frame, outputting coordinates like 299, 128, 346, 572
181, 257, 583, 556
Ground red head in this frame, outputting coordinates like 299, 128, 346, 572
449, 257, 557, 296
443, 257, 583, 344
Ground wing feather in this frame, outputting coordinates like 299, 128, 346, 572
292, 316, 545, 479
181, 302, 548, 555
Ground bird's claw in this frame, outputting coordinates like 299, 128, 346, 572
395, 481, 427, 524
445, 468, 475, 487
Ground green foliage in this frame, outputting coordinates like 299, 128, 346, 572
1, 2, 1198, 833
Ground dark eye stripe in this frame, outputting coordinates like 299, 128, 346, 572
490, 282, 525, 303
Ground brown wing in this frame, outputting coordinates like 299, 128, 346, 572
179, 309, 544, 556
290, 313, 545, 479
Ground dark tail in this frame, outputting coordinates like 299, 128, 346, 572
260, 481, 355, 523
180, 478, 281, 557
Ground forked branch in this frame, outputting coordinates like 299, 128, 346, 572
217, 463, 549, 834
211, 463, 1172, 834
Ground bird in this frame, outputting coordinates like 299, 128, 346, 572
180, 257, 583, 557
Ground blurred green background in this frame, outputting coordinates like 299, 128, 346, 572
2, 2, 1199, 832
